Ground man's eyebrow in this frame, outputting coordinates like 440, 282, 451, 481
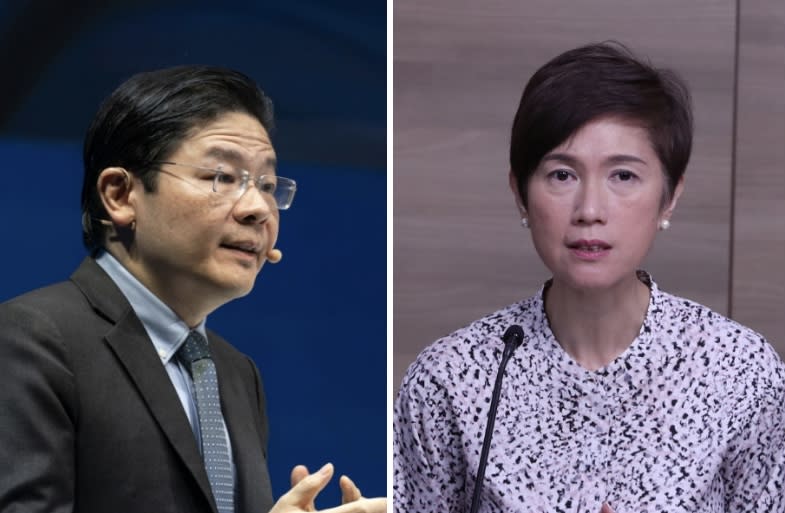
205, 147, 245, 164
205, 147, 277, 170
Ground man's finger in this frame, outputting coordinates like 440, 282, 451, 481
277, 462, 334, 509
290, 465, 310, 487
339, 475, 362, 503
290, 465, 315, 511
319, 497, 387, 513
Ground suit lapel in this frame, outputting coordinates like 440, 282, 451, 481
105, 316, 217, 513
71, 258, 218, 513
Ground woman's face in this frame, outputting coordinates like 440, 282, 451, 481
512, 116, 683, 292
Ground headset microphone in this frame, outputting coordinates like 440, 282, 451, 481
266, 248, 282, 263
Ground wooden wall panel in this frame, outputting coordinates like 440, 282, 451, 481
394, 1, 739, 388
733, 0, 785, 356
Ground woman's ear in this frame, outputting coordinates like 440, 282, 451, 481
508, 169, 527, 219
661, 175, 685, 223
97, 167, 136, 227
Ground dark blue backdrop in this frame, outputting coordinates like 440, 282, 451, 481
0, 1, 385, 506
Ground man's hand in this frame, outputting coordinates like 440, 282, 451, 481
599, 503, 615, 513
289, 464, 362, 510
269, 463, 386, 513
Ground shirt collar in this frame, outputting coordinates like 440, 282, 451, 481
95, 250, 208, 364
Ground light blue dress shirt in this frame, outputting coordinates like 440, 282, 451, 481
96, 251, 234, 471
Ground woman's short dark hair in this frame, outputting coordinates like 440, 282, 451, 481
81, 65, 275, 250
510, 42, 693, 208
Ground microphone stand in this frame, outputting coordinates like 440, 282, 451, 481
468, 324, 524, 513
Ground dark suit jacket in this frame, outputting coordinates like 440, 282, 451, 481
0, 258, 274, 513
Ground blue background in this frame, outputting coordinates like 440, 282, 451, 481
0, 1, 385, 506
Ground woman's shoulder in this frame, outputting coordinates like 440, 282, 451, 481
400, 295, 541, 389
655, 288, 766, 342
654, 287, 784, 378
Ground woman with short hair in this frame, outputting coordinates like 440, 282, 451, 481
394, 42, 785, 513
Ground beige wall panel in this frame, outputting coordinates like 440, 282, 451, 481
394, 1, 738, 388
733, 1, 785, 356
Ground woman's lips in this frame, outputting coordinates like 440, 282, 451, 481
567, 239, 612, 261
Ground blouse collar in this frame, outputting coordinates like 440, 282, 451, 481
521, 270, 663, 393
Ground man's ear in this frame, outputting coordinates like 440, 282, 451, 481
508, 169, 527, 218
97, 167, 136, 227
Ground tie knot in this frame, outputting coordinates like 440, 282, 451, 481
178, 331, 211, 373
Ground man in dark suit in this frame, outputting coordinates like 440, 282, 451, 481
0, 66, 385, 513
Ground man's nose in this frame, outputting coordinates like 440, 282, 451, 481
232, 183, 275, 224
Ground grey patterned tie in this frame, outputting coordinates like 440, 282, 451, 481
178, 331, 235, 513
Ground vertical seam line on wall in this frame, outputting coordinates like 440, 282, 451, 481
728, 0, 740, 318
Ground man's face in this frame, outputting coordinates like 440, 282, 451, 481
128, 111, 279, 317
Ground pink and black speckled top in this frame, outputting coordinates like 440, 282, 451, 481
394, 275, 785, 513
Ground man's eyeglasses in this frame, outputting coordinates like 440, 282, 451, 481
151, 161, 297, 210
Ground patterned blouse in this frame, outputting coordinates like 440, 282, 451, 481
394, 275, 785, 512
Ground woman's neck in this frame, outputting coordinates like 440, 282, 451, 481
544, 274, 650, 371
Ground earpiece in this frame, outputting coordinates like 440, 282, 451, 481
93, 218, 135, 230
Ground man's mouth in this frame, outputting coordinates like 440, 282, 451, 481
221, 242, 261, 255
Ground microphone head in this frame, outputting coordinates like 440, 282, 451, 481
501, 324, 524, 348
266, 248, 282, 263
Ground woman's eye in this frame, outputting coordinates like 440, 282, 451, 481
549, 170, 573, 182
614, 170, 637, 182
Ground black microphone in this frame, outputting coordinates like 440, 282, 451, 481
468, 324, 524, 513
